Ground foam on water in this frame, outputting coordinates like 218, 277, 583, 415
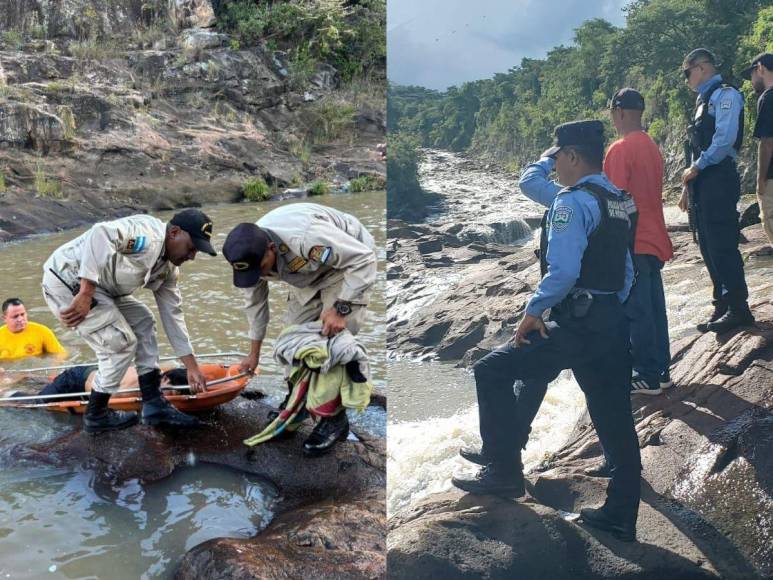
387, 368, 585, 516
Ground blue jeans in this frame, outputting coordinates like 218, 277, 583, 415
625, 254, 670, 380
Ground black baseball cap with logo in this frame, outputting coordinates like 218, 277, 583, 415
609, 87, 645, 111
741, 52, 773, 79
222, 223, 271, 287
170, 209, 216, 256
542, 119, 606, 159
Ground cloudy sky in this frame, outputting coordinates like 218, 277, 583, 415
388, 0, 631, 90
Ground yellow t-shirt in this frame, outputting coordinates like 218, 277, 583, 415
0, 322, 66, 360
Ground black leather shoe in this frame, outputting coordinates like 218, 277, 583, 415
139, 369, 201, 428
303, 412, 349, 457
706, 307, 754, 334
459, 446, 488, 466
451, 464, 525, 497
583, 462, 612, 478
580, 507, 636, 542
84, 391, 138, 434
696, 303, 728, 333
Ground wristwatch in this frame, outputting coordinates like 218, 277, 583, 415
334, 300, 353, 316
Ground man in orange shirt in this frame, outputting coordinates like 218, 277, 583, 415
605, 89, 674, 396
0, 298, 66, 361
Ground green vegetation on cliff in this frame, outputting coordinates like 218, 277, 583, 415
218, 0, 386, 83
388, 1, 773, 170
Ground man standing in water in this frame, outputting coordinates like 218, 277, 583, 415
222, 202, 377, 456
453, 121, 642, 542
606, 88, 673, 395
41, 209, 216, 434
679, 48, 753, 333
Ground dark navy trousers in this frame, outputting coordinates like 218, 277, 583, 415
693, 160, 749, 309
473, 294, 641, 522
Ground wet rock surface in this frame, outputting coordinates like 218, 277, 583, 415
5, 396, 386, 577
388, 300, 773, 579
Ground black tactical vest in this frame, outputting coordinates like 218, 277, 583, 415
539, 182, 637, 292
687, 79, 744, 162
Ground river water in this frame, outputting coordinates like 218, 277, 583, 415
387, 149, 773, 516
0, 191, 385, 579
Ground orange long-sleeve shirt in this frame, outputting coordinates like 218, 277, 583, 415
604, 131, 673, 262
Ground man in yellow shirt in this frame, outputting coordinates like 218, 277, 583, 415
0, 298, 66, 360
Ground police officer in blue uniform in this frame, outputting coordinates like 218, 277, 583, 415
452, 120, 642, 542
679, 48, 754, 333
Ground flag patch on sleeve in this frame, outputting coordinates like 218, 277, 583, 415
309, 245, 332, 264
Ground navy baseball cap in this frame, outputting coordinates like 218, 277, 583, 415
609, 88, 645, 111
169, 209, 216, 256
741, 52, 773, 79
222, 223, 270, 287
543, 120, 606, 159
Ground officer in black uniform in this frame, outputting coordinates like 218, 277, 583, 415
452, 120, 642, 542
679, 48, 754, 333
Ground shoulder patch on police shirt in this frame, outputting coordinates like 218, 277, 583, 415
720, 99, 732, 110
126, 236, 146, 253
287, 256, 307, 272
551, 206, 574, 233
308, 245, 332, 264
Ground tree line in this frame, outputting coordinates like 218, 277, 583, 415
388, 0, 773, 202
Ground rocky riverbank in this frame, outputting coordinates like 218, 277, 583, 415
387, 148, 773, 577
6, 396, 386, 578
0, 0, 385, 242
388, 296, 773, 578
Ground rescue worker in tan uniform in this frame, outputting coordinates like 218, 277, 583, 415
222, 202, 377, 455
41, 209, 217, 434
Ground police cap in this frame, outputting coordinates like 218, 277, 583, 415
543, 120, 605, 159
222, 223, 271, 288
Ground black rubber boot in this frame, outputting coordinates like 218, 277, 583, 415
696, 302, 728, 333
139, 369, 201, 428
302, 411, 349, 457
706, 305, 754, 334
580, 506, 636, 542
451, 461, 525, 498
83, 390, 138, 434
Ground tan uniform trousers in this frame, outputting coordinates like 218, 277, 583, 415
759, 179, 773, 246
42, 271, 159, 394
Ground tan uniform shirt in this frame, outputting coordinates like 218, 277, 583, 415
43, 215, 194, 357
242, 203, 377, 341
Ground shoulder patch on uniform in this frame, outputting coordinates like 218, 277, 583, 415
551, 206, 574, 233
288, 256, 307, 272
126, 236, 146, 253
308, 245, 332, 264
720, 99, 732, 110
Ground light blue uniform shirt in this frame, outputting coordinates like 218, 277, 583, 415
517, 157, 634, 317
693, 74, 744, 170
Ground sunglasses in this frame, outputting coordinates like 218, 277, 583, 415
682, 62, 707, 80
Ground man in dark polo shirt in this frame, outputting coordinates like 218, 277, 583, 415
743, 52, 773, 246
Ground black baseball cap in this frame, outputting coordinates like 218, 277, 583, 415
741, 52, 773, 79
609, 87, 645, 111
170, 209, 216, 256
543, 120, 605, 159
222, 223, 271, 287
